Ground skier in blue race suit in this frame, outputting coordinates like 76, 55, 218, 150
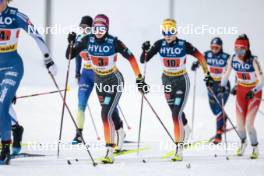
71, 16, 96, 144
0, 0, 57, 165
192, 37, 230, 144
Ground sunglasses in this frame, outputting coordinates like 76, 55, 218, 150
211, 45, 221, 50
235, 47, 246, 56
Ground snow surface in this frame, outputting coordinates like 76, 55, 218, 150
1, 0, 264, 175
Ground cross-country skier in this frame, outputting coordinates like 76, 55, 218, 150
191, 37, 231, 144
66, 14, 148, 164
0, 0, 57, 165
71, 15, 94, 144
140, 19, 213, 161
221, 34, 263, 159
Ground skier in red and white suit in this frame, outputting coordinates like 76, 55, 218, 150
221, 34, 264, 159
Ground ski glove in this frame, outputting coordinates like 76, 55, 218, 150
136, 74, 149, 94
191, 61, 200, 71
204, 72, 214, 87
44, 55, 57, 76
246, 90, 254, 100
142, 41, 151, 51
230, 86, 237, 95
68, 32, 77, 44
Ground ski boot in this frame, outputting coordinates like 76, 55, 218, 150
115, 127, 126, 152
183, 125, 191, 143
213, 134, 222, 145
172, 143, 183, 162
12, 124, 24, 155
101, 146, 114, 164
72, 129, 83, 145
0, 141, 11, 165
250, 145, 259, 159
236, 139, 247, 156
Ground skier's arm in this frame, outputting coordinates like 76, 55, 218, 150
140, 40, 162, 63
65, 35, 88, 59
221, 56, 232, 87
16, 11, 50, 58
186, 42, 208, 74
116, 39, 141, 77
16, 11, 56, 75
252, 57, 264, 92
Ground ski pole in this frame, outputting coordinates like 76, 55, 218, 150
191, 70, 197, 139
118, 105, 131, 130
207, 87, 242, 140
87, 105, 101, 140
57, 42, 73, 157
221, 94, 229, 160
137, 52, 148, 154
48, 72, 97, 166
142, 94, 176, 144
16, 87, 70, 99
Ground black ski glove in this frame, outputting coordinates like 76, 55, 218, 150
142, 41, 151, 51
230, 86, 237, 95
136, 74, 150, 94
140, 41, 151, 63
191, 61, 200, 71
68, 32, 77, 44
204, 72, 214, 87
246, 90, 255, 100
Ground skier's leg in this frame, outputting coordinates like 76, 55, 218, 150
246, 90, 262, 159
95, 72, 124, 163
162, 74, 190, 161
208, 81, 230, 144
9, 106, 24, 155
0, 65, 23, 164
73, 69, 94, 144
235, 85, 249, 156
